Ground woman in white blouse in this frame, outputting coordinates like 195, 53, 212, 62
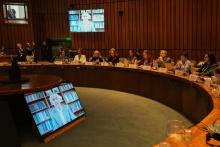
73, 48, 86, 63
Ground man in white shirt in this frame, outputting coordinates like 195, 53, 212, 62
73, 48, 86, 63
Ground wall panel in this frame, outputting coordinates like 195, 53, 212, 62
0, 0, 219, 61
0, 0, 34, 54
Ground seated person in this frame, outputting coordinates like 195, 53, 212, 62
25, 43, 34, 62
197, 53, 218, 76
58, 47, 65, 58
174, 53, 192, 74
16, 43, 26, 61
106, 48, 119, 65
25, 43, 33, 56
138, 50, 152, 66
89, 50, 103, 63
0, 45, 5, 56
135, 49, 142, 60
156, 50, 172, 68
127, 50, 137, 64
73, 48, 86, 63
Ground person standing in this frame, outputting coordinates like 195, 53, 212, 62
16, 43, 26, 61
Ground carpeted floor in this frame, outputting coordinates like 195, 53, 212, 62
20, 87, 193, 147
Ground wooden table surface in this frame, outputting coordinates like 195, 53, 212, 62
0, 62, 219, 147
0, 74, 63, 96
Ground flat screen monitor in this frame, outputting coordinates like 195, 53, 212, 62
69, 9, 104, 32
24, 82, 86, 136
3, 3, 28, 24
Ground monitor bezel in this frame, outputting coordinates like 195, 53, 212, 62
3, 2, 29, 24
24, 80, 86, 139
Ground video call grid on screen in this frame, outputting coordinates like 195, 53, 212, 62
69, 9, 104, 32
24, 83, 85, 136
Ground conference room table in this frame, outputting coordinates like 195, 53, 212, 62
0, 61, 219, 146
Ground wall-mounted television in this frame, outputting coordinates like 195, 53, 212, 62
69, 9, 104, 32
3, 3, 28, 24
24, 82, 86, 139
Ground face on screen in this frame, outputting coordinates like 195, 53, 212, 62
81, 10, 91, 21
24, 83, 85, 136
69, 9, 104, 32
6, 5, 26, 19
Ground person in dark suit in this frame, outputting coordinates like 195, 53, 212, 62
41, 41, 51, 61
7, 6, 16, 19
25, 43, 33, 56
16, 43, 26, 61
156, 50, 172, 68
106, 48, 119, 65
89, 50, 104, 63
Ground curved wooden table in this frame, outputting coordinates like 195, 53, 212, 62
0, 74, 62, 147
0, 63, 219, 146
0, 75, 63, 95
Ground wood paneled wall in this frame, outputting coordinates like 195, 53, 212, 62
1, 0, 220, 60
0, 0, 34, 54
31, 0, 220, 60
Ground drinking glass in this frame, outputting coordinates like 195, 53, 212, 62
159, 142, 170, 147
167, 120, 186, 141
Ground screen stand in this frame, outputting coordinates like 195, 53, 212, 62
43, 116, 86, 143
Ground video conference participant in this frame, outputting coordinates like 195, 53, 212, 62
156, 50, 172, 68
127, 50, 137, 64
89, 50, 103, 63
73, 48, 86, 63
174, 53, 192, 74
7, 6, 16, 19
79, 10, 96, 32
106, 48, 119, 65
49, 93, 77, 130
138, 50, 152, 66
197, 53, 218, 76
